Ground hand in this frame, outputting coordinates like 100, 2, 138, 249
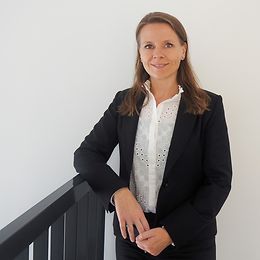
114, 187, 150, 242
136, 227, 173, 256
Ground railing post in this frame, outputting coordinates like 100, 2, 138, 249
65, 203, 78, 260
33, 230, 48, 260
51, 215, 65, 260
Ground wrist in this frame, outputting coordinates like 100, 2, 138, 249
114, 187, 129, 202
162, 226, 174, 246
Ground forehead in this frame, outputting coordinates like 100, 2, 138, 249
138, 23, 179, 43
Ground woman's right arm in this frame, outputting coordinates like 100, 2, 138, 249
73, 91, 128, 212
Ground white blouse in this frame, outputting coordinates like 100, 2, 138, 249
129, 80, 183, 213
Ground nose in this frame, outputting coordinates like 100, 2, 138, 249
152, 47, 165, 59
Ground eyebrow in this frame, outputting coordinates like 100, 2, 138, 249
142, 41, 152, 44
141, 40, 175, 44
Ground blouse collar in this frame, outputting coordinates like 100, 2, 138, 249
143, 80, 184, 102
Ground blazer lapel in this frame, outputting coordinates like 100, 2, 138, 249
123, 92, 146, 175
163, 95, 197, 179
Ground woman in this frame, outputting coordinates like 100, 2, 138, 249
74, 12, 232, 260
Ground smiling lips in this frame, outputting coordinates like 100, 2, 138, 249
151, 63, 169, 69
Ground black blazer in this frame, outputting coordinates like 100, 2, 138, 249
74, 88, 232, 248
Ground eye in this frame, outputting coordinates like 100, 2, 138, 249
165, 42, 174, 48
144, 44, 154, 49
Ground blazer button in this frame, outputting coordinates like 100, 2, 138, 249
163, 182, 168, 188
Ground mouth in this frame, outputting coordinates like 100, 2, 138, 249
151, 63, 169, 69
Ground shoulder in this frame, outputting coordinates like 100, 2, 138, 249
117, 88, 131, 98
204, 89, 222, 102
112, 88, 131, 105
201, 89, 226, 125
203, 89, 223, 112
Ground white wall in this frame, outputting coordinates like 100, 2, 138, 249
1, 1, 259, 259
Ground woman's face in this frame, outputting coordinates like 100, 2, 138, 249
138, 23, 186, 83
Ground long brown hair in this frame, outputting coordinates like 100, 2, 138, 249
118, 12, 210, 116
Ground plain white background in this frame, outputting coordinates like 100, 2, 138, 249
0, 1, 259, 259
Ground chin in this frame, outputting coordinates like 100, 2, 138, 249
150, 74, 171, 81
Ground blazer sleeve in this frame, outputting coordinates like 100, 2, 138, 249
160, 95, 232, 247
73, 91, 128, 212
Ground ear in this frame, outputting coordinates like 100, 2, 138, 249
181, 42, 187, 59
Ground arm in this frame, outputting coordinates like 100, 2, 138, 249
160, 95, 232, 247
73, 91, 128, 211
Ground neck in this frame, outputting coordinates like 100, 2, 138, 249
150, 78, 179, 100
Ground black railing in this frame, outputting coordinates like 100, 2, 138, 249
0, 174, 105, 260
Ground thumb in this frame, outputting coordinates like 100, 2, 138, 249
136, 229, 153, 242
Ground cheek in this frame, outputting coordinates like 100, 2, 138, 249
140, 52, 150, 62
140, 56, 152, 70
174, 59, 181, 68
170, 55, 182, 66
170, 52, 181, 60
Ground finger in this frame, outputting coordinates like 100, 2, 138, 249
136, 229, 153, 241
126, 224, 135, 242
140, 215, 150, 231
136, 241, 146, 251
119, 220, 127, 239
134, 219, 145, 235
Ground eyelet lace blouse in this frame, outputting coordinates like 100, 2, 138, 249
129, 80, 183, 213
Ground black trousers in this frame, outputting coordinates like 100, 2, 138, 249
115, 213, 216, 260
116, 236, 216, 260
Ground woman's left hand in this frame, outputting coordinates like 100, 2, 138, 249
136, 227, 173, 256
